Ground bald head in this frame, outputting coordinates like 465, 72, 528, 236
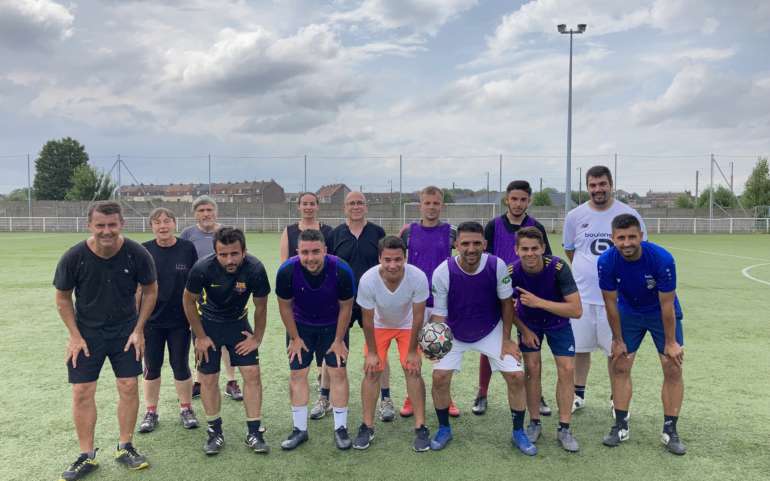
344, 191, 367, 222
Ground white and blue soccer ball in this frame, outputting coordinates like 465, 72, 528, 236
419, 322, 453, 361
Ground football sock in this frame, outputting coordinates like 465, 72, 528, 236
381, 388, 390, 400
320, 388, 330, 399
146, 405, 157, 414
663, 415, 678, 434
332, 406, 348, 430
435, 407, 450, 427
292, 405, 308, 431
559, 422, 570, 431
531, 418, 541, 425
574, 385, 586, 399
614, 410, 629, 429
478, 355, 492, 397
207, 417, 223, 434
511, 409, 525, 431
180, 402, 192, 412
246, 419, 261, 435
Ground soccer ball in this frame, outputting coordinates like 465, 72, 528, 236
418, 322, 453, 361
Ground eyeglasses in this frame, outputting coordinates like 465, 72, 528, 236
346, 200, 366, 206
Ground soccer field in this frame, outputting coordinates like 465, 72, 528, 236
1, 233, 768, 481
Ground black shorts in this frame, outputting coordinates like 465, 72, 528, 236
288, 323, 349, 371
198, 319, 258, 375
348, 304, 363, 329
67, 335, 143, 384
143, 324, 192, 381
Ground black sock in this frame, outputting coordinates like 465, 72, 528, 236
208, 417, 223, 434
435, 408, 450, 427
511, 409, 525, 431
320, 388, 330, 399
663, 415, 678, 434
574, 385, 586, 399
614, 410, 628, 429
559, 422, 570, 431
381, 388, 390, 399
531, 418, 541, 426
247, 419, 261, 435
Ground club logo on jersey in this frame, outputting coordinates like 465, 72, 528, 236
175, 264, 188, 271
590, 238, 614, 256
234, 281, 247, 293
645, 275, 656, 290
502, 275, 511, 284
581, 223, 589, 228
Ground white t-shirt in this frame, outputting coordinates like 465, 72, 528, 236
431, 253, 512, 318
356, 264, 430, 329
562, 200, 647, 305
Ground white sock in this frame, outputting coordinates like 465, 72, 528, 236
291, 405, 308, 431
332, 406, 348, 430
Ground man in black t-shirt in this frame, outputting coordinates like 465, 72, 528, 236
137, 208, 199, 434
183, 227, 271, 456
54, 201, 158, 480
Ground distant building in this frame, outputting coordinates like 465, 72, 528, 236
118, 179, 285, 203
316, 184, 350, 204
644, 190, 690, 208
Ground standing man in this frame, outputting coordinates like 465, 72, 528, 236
474, 180, 553, 416
429, 222, 536, 456
326, 192, 389, 420
182, 227, 270, 455
562, 166, 647, 413
509, 227, 583, 452
275, 229, 355, 450
55, 201, 158, 480
399, 185, 459, 418
181, 195, 242, 401
137, 208, 199, 433
354, 236, 431, 452
599, 214, 686, 454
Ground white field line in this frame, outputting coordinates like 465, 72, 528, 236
741, 263, 770, 287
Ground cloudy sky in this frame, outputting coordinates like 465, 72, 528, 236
1, 0, 769, 195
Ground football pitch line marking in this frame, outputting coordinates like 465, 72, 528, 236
666, 247, 770, 263
741, 263, 770, 287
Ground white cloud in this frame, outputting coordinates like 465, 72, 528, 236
331, 0, 478, 36
0, 0, 74, 49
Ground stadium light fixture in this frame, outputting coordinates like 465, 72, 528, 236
557, 23, 587, 216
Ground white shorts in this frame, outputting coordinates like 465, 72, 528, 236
570, 303, 612, 356
433, 321, 523, 373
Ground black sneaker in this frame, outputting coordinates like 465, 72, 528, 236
192, 382, 201, 399
352, 424, 374, 450
661, 431, 687, 455
413, 425, 430, 452
245, 432, 270, 454
602, 425, 629, 447
180, 409, 199, 429
204, 428, 225, 455
471, 395, 487, 415
334, 426, 352, 450
59, 451, 98, 481
280, 428, 308, 450
138, 412, 158, 433
114, 443, 149, 470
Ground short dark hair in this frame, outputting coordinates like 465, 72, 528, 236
149, 207, 176, 223
213, 226, 246, 251
378, 235, 406, 255
87, 201, 123, 222
515, 226, 544, 246
586, 165, 613, 186
298, 228, 325, 245
297, 192, 319, 205
611, 214, 641, 231
506, 180, 532, 196
457, 221, 484, 235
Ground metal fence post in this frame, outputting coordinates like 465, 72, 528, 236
43, 217, 46, 233
693, 218, 696, 234
657, 218, 661, 234
729, 218, 733, 234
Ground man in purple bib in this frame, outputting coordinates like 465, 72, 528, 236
429, 221, 536, 455
510, 227, 583, 452
475, 180, 554, 415
275, 229, 356, 451
399, 185, 459, 418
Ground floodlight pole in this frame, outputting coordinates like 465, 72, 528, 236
559, 23, 586, 217
27, 153, 32, 216
208, 153, 212, 195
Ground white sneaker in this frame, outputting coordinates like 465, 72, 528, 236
571, 396, 585, 413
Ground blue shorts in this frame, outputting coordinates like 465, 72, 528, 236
620, 310, 684, 354
288, 322, 349, 371
518, 324, 576, 357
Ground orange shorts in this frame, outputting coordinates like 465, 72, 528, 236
363, 328, 413, 372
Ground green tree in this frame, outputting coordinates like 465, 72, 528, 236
443, 190, 454, 204
5, 187, 33, 201
532, 191, 552, 206
697, 186, 736, 208
742, 157, 770, 208
33, 137, 89, 200
65, 164, 116, 201
675, 194, 694, 209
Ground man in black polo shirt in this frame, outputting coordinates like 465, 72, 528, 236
183, 227, 271, 456
137, 207, 199, 434
54, 201, 158, 481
